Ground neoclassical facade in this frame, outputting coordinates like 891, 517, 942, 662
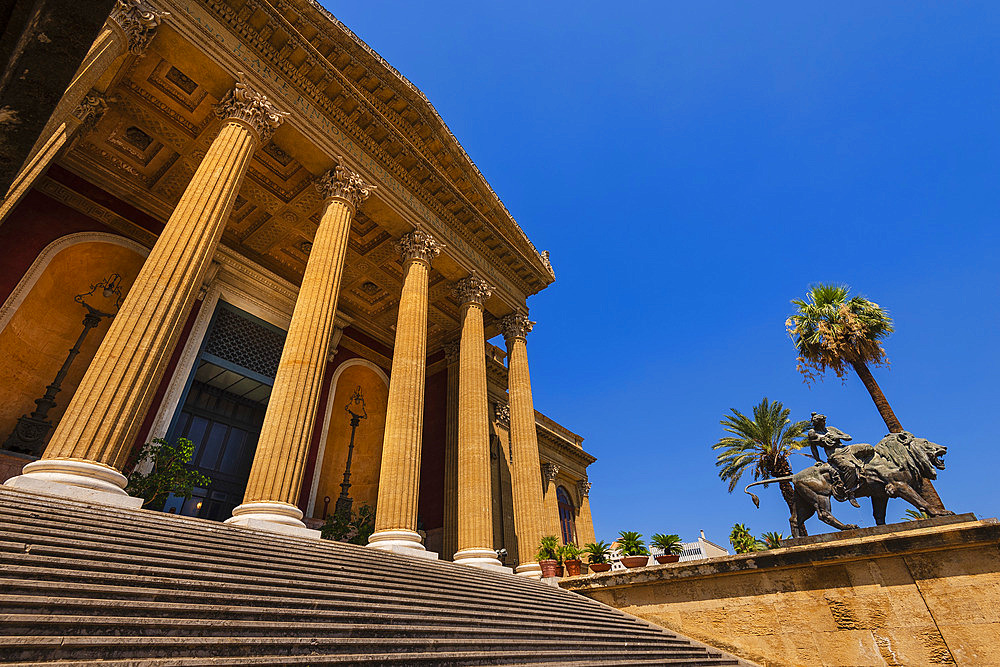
0, 0, 595, 577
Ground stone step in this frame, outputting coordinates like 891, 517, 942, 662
0, 574, 673, 638
0, 635, 729, 662
0, 487, 743, 665
0, 655, 739, 667
0, 501, 612, 618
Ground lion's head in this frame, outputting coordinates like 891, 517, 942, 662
878, 431, 947, 480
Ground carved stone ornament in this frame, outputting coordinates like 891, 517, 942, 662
494, 401, 510, 429
398, 229, 443, 265
443, 340, 460, 364
577, 479, 592, 498
452, 275, 492, 306
540, 250, 553, 275
71, 93, 107, 128
542, 462, 560, 482
499, 312, 534, 342
315, 156, 376, 210
214, 73, 289, 144
109, 0, 170, 55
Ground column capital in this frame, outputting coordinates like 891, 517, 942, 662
398, 229, 443, 266
577, 478, 592, 498
315, 156, 375, 210
493, 401, 510, 429
71, 93, 108, 128
542, 462, 560, 482
452, 275, 492, 307
214, 73, 289, 144
443, 340, 460, 364
499, 312, 534, 343
109, 0, 170, 55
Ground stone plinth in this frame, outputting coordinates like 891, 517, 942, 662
561, 517, 1000, 667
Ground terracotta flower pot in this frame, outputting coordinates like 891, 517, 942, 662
655, 554, 680, 564
621, 555, 649, 568
564, 559, 582, 577
589, 562, 612, 573
539, 559, 563, 578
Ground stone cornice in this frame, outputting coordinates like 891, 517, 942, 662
214, 73, 289, 143
315, 156, 375, 210
192, 0, 553, 298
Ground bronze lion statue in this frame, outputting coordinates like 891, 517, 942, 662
745, 431, 952, 537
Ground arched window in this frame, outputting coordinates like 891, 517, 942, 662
557, 485, 577, 545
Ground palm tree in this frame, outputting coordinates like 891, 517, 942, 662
760, 531, 785, 549
713, 398, 808, 531
786, 283, 944, 510
786, 283, 900, 431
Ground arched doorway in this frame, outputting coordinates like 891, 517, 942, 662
557, 485, 577, 545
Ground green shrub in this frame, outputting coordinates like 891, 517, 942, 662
583, 540, 612, 564
321, 504, 375, 545
616, 530, 648, 556
536, 535, 561, 561
126, 437, 210, 511
650, 533, 684, 555
559, 542, 582, 561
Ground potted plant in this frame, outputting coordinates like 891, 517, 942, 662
583, 541, 613, 573
617, 531, 649, 568
536, 535, 563, 578
651, 533, 684, 564
560, 543, 583, 577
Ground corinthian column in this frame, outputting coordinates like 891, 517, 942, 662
451, 276, 503, 570
500, 312, 545, 578
227, 158, 373, 536
1, 0, 169, 225
368, 230, 442, 557
442, 340, 460, 561
5, 74, 287, 507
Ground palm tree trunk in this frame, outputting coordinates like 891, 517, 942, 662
775, 457, 798, 533
849, 359, 946, 512
849, 360, 902, 433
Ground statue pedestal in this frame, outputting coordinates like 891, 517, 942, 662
561, 516, 1000, 667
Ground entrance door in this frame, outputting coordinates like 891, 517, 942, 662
162, 301, 285, 520
167, 379, 266, 520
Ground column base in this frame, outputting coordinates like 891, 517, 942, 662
226, 501, 320, 539
4, 459, 143, 509
454, 547, 511, 573
368, 529, 439, 560
515, 562, 543, 579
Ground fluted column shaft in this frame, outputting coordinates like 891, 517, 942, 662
501, 313, 546, 578
576, 481, 596, 546
6, 75, 286, 506
369, 230, 441, 555
442, 342, 460, 561
3, 1, 168, 225
229, 159, 373, 532
453, 276, 499, 569
542, 464, 562, 540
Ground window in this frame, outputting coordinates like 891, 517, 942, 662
556, 486, 577, 545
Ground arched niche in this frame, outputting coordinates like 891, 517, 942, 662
0, 233, 148, 445
308, 358, 389, 520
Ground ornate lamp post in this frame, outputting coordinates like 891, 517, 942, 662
3, 273, 124, 456
334, 385, 367, 519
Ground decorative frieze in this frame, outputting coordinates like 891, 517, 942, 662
214, 73, 289, 144
577, 479, 592, 499
499, 312, 534, 343
542, 462, 560, 482
110, 0, 170, 55
452, 275, 492, 307
398, 229, 443, 266
314, 156, 375, 210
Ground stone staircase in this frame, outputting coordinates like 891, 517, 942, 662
0, 486, 741, 665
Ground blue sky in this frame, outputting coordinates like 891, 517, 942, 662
323, 2, 1000, 547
